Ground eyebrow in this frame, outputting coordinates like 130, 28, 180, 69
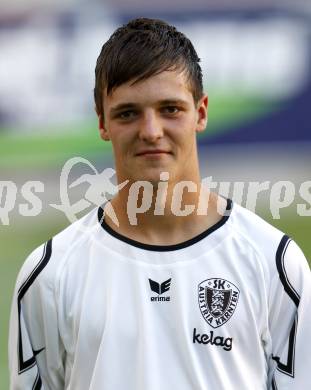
158, 99, 189, 106
109, 99, 189, 117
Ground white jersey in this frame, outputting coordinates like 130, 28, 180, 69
9, 200, 311, 390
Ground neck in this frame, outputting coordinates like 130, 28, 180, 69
103, 180, 227, 246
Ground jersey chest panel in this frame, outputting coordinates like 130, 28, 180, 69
60, 240, 268, 389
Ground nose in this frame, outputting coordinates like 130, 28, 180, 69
138, 110, 163, 142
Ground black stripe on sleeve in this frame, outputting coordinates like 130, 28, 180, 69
275, 235, 300, 307
272, 235, 300, 378
272, 313, 298, 378
17, 239, 52, 375
271, 375, 278, 390
32, 372, 42, 390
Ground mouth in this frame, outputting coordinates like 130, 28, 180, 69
135, 150, 171, 157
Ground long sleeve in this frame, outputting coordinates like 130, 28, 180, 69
268, 236, 311, 389
8, 239, 65, 390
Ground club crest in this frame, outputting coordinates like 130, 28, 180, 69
198, 278, 240, 328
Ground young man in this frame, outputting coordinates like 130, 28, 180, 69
9, 18, 311, 390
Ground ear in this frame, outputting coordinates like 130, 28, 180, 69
97, 111, 110, 141
196, 95, 208, 133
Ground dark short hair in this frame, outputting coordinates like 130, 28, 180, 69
94, 17, 203, 117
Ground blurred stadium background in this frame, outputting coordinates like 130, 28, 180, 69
1, 0, 310, 387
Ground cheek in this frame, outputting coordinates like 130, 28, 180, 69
109, 127, 132, 149
113, 137, 138, 166
170, 117, 197, 142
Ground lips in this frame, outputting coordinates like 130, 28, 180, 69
135, 150, 171, 156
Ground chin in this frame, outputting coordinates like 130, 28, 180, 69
131, 168, 168, 186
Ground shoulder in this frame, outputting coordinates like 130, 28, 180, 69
227, 202, 284, 251
15, 208, 100, 293
226, 203, 308, 278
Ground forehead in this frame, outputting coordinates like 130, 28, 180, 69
104, 70, 194, 108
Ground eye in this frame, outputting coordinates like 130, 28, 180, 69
162, 106, 179, 115
118, 110, 137, 120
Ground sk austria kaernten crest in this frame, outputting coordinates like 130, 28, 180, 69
198, 278, 240, 328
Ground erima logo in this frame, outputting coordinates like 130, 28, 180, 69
193, 328, 233, 351
149, 278, 171, 302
